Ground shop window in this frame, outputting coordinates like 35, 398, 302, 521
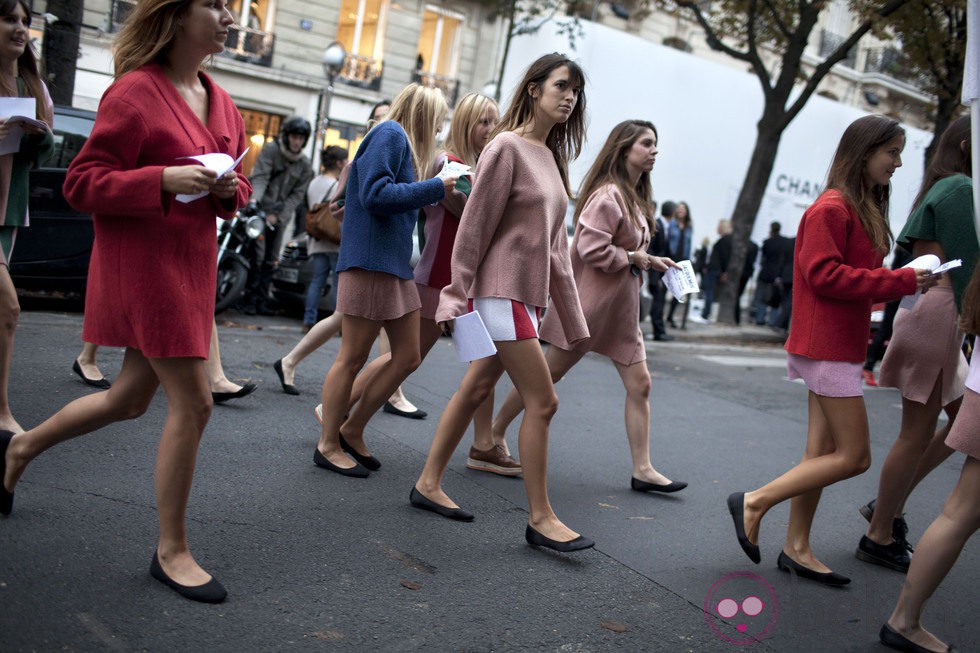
412, 6, 463, 106
335, 0, 388, 90
238, 109, 283, 176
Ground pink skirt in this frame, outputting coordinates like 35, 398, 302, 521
878, 286, 967, 406
469, 297, 541, 341
787, 353, 863, 397
945, 388, 980, 460
416, 282, 442, 322
336, 269, 420, 321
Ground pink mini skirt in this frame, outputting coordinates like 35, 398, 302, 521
416, 282, 442, 322
945, 388, 980, 460
469, 297, 541, 341
336, 269, 421, 321
787, 353, 863, 397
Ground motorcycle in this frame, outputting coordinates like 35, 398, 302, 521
215, 203, 265, 314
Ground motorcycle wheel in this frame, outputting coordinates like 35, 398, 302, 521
215, 257, 248, 314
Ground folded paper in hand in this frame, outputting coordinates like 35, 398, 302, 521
899, 254, 962, 309
176, 149, 249, 203
662, 260, 700, 303
451, 311, 497, 362
437, 160, 472, 180
0, 97, 49, 155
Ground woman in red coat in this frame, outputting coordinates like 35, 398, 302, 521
726, 115, 936, 586
0, 0, 250, 603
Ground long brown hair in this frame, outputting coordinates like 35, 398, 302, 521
492, 53, 586, 196
911, 115, 972, 210
0, 1, 48, 125
573, 120, 656, 231
825, 114, 904, 254
384, 83, 448, 182
443, 92, 498, 167
113, 0, 193, 78
959, 261, 980, 335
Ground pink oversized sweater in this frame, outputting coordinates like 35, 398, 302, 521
436, 131, 588, 343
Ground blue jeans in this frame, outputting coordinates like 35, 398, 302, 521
304, 251, 338, 325
701, 270, 720, 319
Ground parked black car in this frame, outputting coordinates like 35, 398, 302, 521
10, 106, 96, 294
272, 234, 336, 317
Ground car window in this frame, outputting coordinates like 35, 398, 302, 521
43, 113, 95, 169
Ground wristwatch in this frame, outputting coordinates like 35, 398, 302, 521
627, 250, 635, 264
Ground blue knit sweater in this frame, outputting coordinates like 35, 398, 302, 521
336, 121, 446, 279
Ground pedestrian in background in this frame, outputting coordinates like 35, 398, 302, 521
2, 0, 251, 603
0, 0, 53, 434
301, 144, 348, 329
752, 221, 789, 326
726, 115, 936, 586
646, 200, 673, 340
733, 233, 759, 325
489, 119, 687, 495
665, 201, 693, 328
312, 83, 455, 478
694, 219, 732, 322
858, 115, 977, 574
412, 53, 594, 552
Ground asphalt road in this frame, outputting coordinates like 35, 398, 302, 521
1, 309, 976, 652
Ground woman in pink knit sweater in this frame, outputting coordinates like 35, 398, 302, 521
489, 120, 687, 494
410, 53, 593, 552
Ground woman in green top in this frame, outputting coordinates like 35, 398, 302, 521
857, 115, 976, 572
0, 0, 54, 434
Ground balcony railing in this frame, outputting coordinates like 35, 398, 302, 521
338, 54, 383, 92
109, 0, 136, 29
411, 70, 460, 107
864, 47, 923, 86
818, 30, 857, 69
220, 25, 274, 67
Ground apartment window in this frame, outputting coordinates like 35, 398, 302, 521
412, 6, 463, 105
222, 0, 276, 66
336, 0, 388, 90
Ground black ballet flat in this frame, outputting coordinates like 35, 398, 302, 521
212, 382, 257, 404
727, 492, 761, 564
382, 401, 427, 419
631, 477, 688, 493
273, 359, 299, 395
409, 487, 474, 521
525, 524, 594, 552
339, 434, 381, 471
313, 447, 369, 478
149, 552, 226, 604
879, 623, 957, 652
72, 360, 111, 390
777, 551, 850, 587
0, 430, 14, 516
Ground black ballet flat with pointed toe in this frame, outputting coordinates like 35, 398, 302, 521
409, 487, 474, 521
727, 492, 761, 564
149, 552, 227, 604
72, 360, 111, 390
777, 551, 850, 587
0, 430, 14, 516
212, 382, 257, 404
339, 434, 381, 471
631, 477, 688, 493
382, 401, 427, 419
879, 623, 956, 653
313, 447, 369, 478
524, 524, 594, 552
273, 359, 300, 395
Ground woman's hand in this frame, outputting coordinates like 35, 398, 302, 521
162, 165, 218, 195
441, 174, 459, 194
210, 171, 240, 200
439, 319, 455, 336
647, 255, 679, 273
914, 268, 940, 293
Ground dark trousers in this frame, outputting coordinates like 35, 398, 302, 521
648, 272, 667, 336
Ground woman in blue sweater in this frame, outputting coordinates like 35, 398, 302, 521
313, 84, 457, 477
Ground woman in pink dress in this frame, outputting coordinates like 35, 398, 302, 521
0, 0, 251, 603
491, 120, 686, 494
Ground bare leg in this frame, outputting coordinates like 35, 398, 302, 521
279, 312, 343, 386
380, 328, 417, 412
887, 455, 980, 653
75, 342, 106, 382
0, 266, 22, 433
743, 392, 872, 565
349, 318, 441, 408
341, 312, 421, 454
614, 359, 676, 485
316, 314, 382, 468
470, 389, 497, 452
206, 320, 243, 394
868, 378, 943, 544
893, 400, 958, 515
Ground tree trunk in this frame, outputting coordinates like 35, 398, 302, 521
715, 114, 784, 324
42, 0, 83, 107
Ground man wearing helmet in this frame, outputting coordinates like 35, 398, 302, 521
242, 116, 315, 314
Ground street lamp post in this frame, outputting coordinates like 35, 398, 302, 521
318, 41, 347, 153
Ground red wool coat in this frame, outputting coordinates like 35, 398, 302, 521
64, 64, 251, 358
785, 190, 917, 363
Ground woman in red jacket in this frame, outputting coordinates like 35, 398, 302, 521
726, 115, 937, 585
0, 0, 250, 603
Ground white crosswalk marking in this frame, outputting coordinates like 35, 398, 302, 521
696, 355, 787, 368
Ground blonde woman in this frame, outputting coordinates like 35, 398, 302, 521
1, 0, 250, 603
312, 84, 457, 477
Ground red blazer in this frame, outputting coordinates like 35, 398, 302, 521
785, 190, 916, 362
65, 64, 251, 358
